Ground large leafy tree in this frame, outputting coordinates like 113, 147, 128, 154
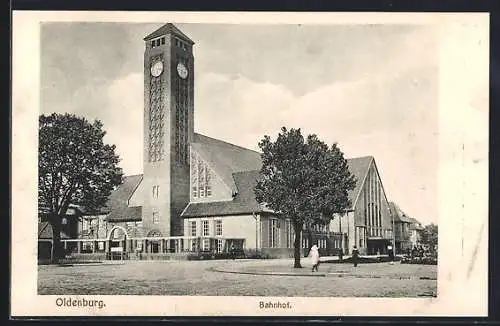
38, 113, 123, 263
254, 127, 356, 268
421, 223, 438, 252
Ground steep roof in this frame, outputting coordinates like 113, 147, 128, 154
192, 133, 262, 194
104, 174, 143, 222
345, 156, 374, 210
389, 202, 413, 223
144, 23, 195, 44
107, 206, 142, 223
103, 137, 380, 220
181, 170, 267, 218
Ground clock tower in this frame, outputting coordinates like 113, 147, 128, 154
142, 23, 194, 238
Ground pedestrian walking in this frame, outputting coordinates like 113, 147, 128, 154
387, 244, 394, 264
352, 245, 359, 267
230, 243, 235, 260
309, 244, 320, 272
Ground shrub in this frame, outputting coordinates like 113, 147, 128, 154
401, 257, 437, 265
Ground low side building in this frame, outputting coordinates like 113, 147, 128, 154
389, 202, 413, 254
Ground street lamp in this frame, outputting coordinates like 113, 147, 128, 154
252, 212, 258, 252
392, 206, 396, 256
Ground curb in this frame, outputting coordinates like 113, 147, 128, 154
209, 268, 436, 280
209, 268, 327, 277
55, 262, 126, 267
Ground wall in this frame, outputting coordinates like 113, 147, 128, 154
329, 212, 354, 254
77, 214, 108, 239
190, 148, 233, 203
183, 213, 295, 251
184, 214, 259, 249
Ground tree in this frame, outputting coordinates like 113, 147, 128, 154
38, 113, 123, 263
421, 223, 438, 252
254, 127, 356, 268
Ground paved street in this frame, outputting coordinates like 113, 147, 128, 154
38, 259, 437, 297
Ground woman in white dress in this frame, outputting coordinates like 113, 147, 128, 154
309, 244, 320, 272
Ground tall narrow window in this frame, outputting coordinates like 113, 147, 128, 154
205, 168, 212, 197
191, 152, 214, 199
215, 220, 222, 236
190, 221, 197, 237
203, 238, 210, 251
191, 152, 198, 198
153, 212, 159, 224
217, 239, 223, 253
198, 160, 205, 198
268, 219, 280, 248
202, 220, 210, 236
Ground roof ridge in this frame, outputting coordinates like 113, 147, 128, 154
38, 221, 50, 237
143, 23, 195, 44
233, 169, 261, 176
346, 155, 374, 161
194, 133, 261, 155
124, 173, 144, 178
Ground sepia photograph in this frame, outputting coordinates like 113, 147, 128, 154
11, 11, 488, 317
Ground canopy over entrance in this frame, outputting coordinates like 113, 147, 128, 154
367, 238, 391, 255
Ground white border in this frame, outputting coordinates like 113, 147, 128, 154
11, 11, 489, 317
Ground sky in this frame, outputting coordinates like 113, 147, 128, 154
40, 22, 439, 225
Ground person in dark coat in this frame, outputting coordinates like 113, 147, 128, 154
230, 243, 235, 260
352, 246, 359, 267
387, 244, 394, 260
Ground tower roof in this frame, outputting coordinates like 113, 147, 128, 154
144, 23, 195, 44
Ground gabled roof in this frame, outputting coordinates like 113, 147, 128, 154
38, 221, 71, 240
181, 170, 267, 218
345, 156, 373, 210
389, 202, 413, 223
103, 174, 143, 222
192, 133, 262, 194
144, 23, 195, 44
408, 217, 425, 230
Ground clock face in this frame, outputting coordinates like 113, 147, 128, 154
177, 62, 188, 79
151, 61, 163, 77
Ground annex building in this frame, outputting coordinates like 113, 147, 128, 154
39, 23, 417, 261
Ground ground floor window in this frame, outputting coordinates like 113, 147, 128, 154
203, 238, 210, 251
190, 221, 197, 236
285, 219, 293, 248
217, 239, 223, 253
269, 218, 280, 248
82, 242, 94, 253
302, 237, 309, 249
357, 227, 365, 248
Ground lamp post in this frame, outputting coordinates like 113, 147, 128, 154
252, 212, 258, 252
392, 207, 396, 256
339, 211, 342, 254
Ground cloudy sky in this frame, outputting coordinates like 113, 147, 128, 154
41, 22, 439, 225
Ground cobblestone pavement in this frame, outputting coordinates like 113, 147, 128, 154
38, 259, 437, 297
